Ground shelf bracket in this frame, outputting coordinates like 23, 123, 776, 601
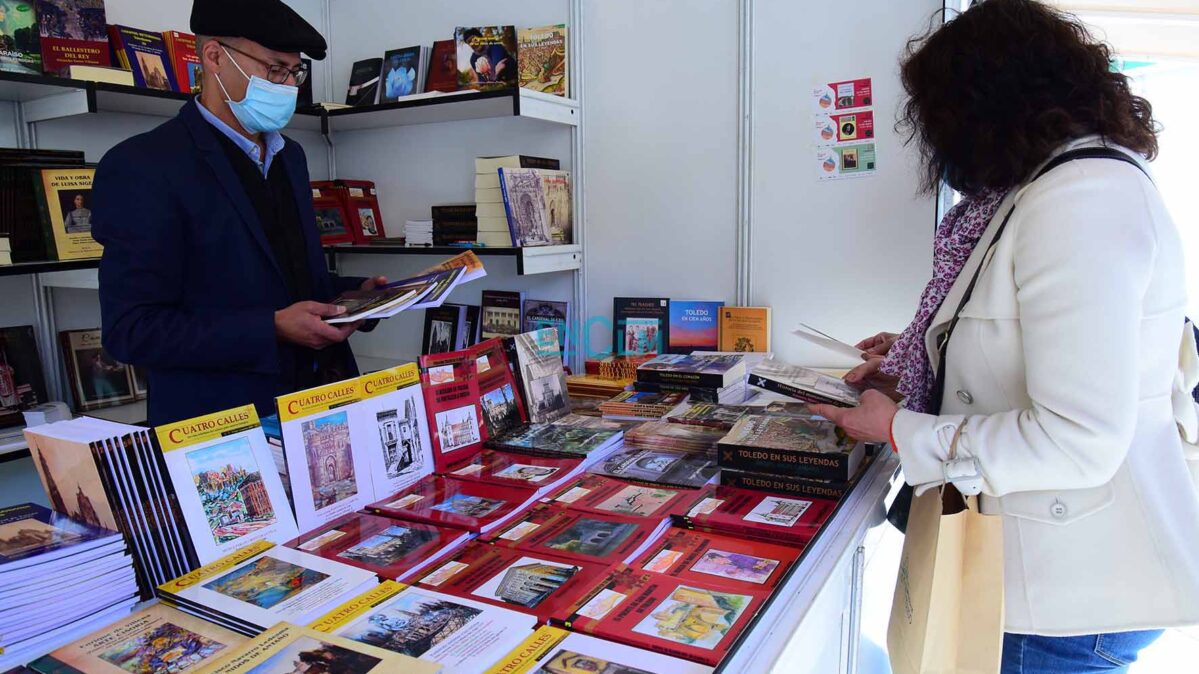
20, 88, 90, 124
517, 245, 583, 276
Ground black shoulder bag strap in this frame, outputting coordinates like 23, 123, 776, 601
886, 147, 1150, 533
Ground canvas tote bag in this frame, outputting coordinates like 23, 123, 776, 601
887, 423, 1004, 674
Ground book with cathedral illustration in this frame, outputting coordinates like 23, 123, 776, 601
717, 414, 866, 482
498, 168, 572, 247
446, 449, 584, 496
590, 447, 718, 490
748, 358, 860, 407
481, 504, 667, 567
107, 26, 178, 91
366, 475, 538, 534
28, 603, 248, 674
542, 474, 699, 520
676, 484, 838, 545
190, 622, 437, 674
350, 365, 435, 502
552, 567, 768, 666
412, 541, 608, 622
310, 580, 535, 673
154, 404, 299, 565
275, 380, 375, 535
0, 503, 123, 573
484, 625, 714, 674
510, 328, 572, 424
283, 512, 471, 582
156, 541, 378, 636
628, 527, 801, 592
418, 348, 485, 472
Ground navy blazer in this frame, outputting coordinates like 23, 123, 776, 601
91, 100, 362, 426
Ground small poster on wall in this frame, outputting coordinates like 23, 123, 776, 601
811, 77, 873, 112
816, 143, 878, 180
812, 76, 877, 180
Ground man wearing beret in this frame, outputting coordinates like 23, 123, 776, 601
91, 0, 384, 425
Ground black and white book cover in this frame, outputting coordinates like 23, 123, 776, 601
481, 290, 524, 340
422, 305, 467, 355
512, 328, 571, 424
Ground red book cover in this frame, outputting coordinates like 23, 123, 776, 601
164, 30, 201, 94
367, 475, 537, 533
555, 567, 768, 666
678, 484, 838, 545
37, 0, 111, 76
413, 541, 608, 622
420, 348, 485, 471
335, 179, 386, 243
473, 337, 527, 439
283, 511, 472, 582
425, 39, 458, 93
446, 449, 582, 491
544, 474, 699, 519
629, 527, 801, 591
481, 504, 660, 566
311, 182, 356, 245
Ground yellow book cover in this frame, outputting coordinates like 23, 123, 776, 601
719, 307, 772, 352
158, 540, 275, 595
483, 626, 568, 674
39, 168, 101, 260
195, 622, 440, 674
359, 365, 419, 401
155, 404, 260, 452
517, 25, 568, 96
276, 379, 362, 423
309, 580, 406, 633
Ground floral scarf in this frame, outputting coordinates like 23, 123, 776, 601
880, 189, 1009, 413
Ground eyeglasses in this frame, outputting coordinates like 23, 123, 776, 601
219, 42, 309, 86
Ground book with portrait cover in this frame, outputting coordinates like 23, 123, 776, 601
191, 622, 436, 674
717, 307, 772, 352
718, 414, 866, 481
378, 45, 426, 104
455, 26, 517, 91
590, 448, 718, 490
629, 527, 801, 592
553, 567, 768, 666
0, 325, 47, 428
446, 449, 583, 494
482, 504, 663, 567
59, 329, 134, 411
676, 484, 838, 546
310, 580, 534, 673
543, 474, 698, 520
345, 57, 382, 106
0, 2, 41, 75
275, 380, 374, 535
36, 0, 111, 76
283, 512, 470, 583
480, 290, 524, 340
107, 26, 178, 91
155, 541, 378, 634
484, 625, 714, 674
637, 353, 746, 389
613, 298, 670, 356
422, 304, 467, 355
163, 30, 200, 94
29, 603, 248, 674
413, 541, 607, 622
155, 404, 298, 566
517, 25, 567, 96
366, 475, 537, 534
668, 301, 724, 354
424, 39, 458, 93
36, 167, 99, 260
350, 364, 434, 501
521, 299, 569, 354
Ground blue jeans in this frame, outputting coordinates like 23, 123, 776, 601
1001, 630, 1163, 673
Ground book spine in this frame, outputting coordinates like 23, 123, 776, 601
750, 374, 850, 407
496, 170, 518, 246
519, 156, 562, 170
33, 173, 59, 261
719, 468, 851, 500
717, 443, 852, 481
636, 368, 725, 389
633, 380, 720, 403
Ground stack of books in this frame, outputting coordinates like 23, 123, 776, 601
667, 402, 756, 430
0, 504, 135, 670
485, 416, 625, 460
475, 154, 561, 247
624, 420, 726, 453
676, 482, 839, 546
634, 353, 749, 403
748, 358, 861, 407
598, 390, 687, 421
431, 204, 477, 246
403, 219, 433, 246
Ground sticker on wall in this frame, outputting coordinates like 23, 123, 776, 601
812, 78, 873, 112
814, 110, 875, 145
816, 143, 877, 180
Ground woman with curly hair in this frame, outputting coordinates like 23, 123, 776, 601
809, 1, 1199, 671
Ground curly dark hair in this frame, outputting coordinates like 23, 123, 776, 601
899, 0, 1158, 196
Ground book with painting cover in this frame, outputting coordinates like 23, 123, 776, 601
29, 603, 248, 674
668, 301, 724, 354
718, 307, 772, 352
629, 527, 801, 591
275, 380, 375, 534
193, 622, 436, 674
446, 449, 583, 493
480, 290, 524, 340
284, 512, 470, 582
544, 474, 698, 519
367, 475, 537, 534
522, 299, 569, 354
418, 348, 485, 471
748, 358, 860, 408
613, 298, 670, 356
553, 567, 767, 666
352, 364, 434, 501
107, 26, 177, 91
36, 0, 110, 76
483, 625, 714, 674
155, 404, 299, 565
310, 580, 535, 673
37, 167, 100, 261
455, 26, 517, 91
677, 485, 838, 545
484, 419, 622, 459
155, 541, 378, 634
413, 541, 607, 622
591, 448, 717, 490
481, 504, 663, 566
517, 25, 567, 96
0, 2, 41, 75
667, 403, 755, 430
511, 328, 571, 424
59, 329, 134, 411
163, 30, 201, 94
718, 414, 866, 482
424, 39, 458, 93
378, 46, 426, 103
312, 183, 355, 245
0, 325, 47, 427
0, 503, 122, 572
345, 57, 382, 106
718, 467, 858, 502
637, 353, 746, 389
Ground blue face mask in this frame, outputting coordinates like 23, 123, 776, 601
216, 46, 298, 134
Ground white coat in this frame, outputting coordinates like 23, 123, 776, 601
890, 137, 1199, 635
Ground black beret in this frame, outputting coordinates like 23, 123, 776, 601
191, 0, 327, 60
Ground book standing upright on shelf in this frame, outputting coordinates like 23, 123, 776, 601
480, 290, 524, 340
668, 301, 724, 353
422, 304, 468, 355
418, 348, 485, 471
378, 45, 427, 103
718, 307, 772, 352
455, 26, 518, 91
345, 57, 383, 106
522, 299, 570, 354
510, 327, 572, 423
0, 2, 41, 75
36, 167, 100, 261
613, 297, 670, 356
518, 25, 568, 96
0, 326, 48, 427
36, 0, 110, 76
59, 329, 135, 411
164, 30, 201, 94
107, 26, 178, 91
424, 39, 458, 93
